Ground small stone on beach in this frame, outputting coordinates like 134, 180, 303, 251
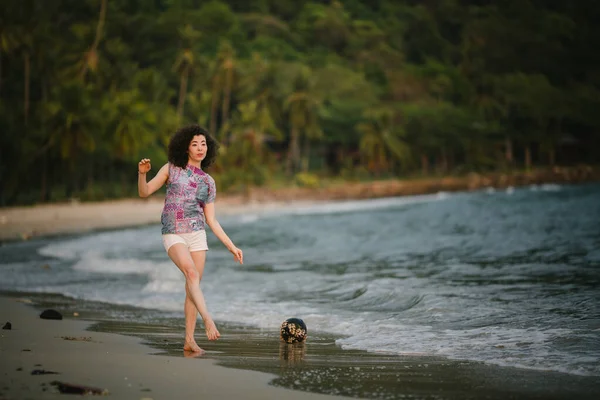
61, 336, 92, 342
2, 322, 11, 330
51, 381, 108, 395
40, 309, 62, 320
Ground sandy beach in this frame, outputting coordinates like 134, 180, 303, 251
0, 295, 356, 400
2, 292, 599, 400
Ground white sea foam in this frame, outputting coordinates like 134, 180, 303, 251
529, 183, 562, 192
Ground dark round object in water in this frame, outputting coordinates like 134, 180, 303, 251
280, 318, 307, 343
40, 309, 63, 320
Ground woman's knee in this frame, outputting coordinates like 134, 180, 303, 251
183, 267, 200, 282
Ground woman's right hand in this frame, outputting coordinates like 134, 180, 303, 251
138, 158, 151, 174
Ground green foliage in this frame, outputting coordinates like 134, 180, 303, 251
295, 172, 320, 188
1, 0, 599, 205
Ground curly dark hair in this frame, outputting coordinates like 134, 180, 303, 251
167, 124, 219, 169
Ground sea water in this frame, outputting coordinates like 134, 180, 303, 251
1, 182, 599, 377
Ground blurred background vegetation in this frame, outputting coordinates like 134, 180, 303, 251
1, 0, 599, 205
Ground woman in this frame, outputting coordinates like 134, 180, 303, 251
138, 124, 243, 353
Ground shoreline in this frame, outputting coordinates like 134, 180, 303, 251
2, 291, 600, 400
1, 166, 599, 243
0, 294, 355, 400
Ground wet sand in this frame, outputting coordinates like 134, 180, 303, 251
0, 295, 354, 400
2, 292, 599, 400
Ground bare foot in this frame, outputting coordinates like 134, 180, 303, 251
183, 349, 205, 358
204, 319, 221, 341
183, 340, 204, 353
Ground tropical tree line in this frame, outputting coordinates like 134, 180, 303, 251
1, 0, 599, 205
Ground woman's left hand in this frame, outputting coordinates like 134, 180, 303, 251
230, 246, 243, 264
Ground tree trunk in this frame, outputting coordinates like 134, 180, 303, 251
440, 147, 448, 173
504, 135, 513, 165
421, 154, 429, 175
525, 146, 532, 170
39, 82, 49, 202
222, 61, 233, 143
87, 156, 95, 199
301, 137, 310, 172
24, 52, 30, 125
287, 126, 299, 175
80, 0, 107, 80
40, 153, 48, 202
176, 67, 189, 120
210, 74, 221, 137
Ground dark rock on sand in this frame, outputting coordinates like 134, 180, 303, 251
40, 309, 62, 320
2, 322, 11, 329
31, 369, 59, 375
51, 381, 108, 395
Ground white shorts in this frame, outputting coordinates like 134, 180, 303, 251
162, 230, 209, 253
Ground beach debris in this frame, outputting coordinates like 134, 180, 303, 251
73, 312, 80, 317
2, 322, 11, 330
22, 349, 31, 352
40, 309, 63, 320
280, 318, 308, 343
16, 298, 33, 304
51, 381, 108, 395
41, 263, 51, 269
61, 336, 92, 342
31, 369, 59, 375
20, 231, 33, 240
16, 367, 23, 371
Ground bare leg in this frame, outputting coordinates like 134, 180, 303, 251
190, 251, 220, 341
167, 244, 220, 351
183, 287, 202, 352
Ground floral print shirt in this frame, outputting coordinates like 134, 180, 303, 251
161, 163, 216, 234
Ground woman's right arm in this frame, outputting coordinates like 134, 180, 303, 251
138, 160, 169, 198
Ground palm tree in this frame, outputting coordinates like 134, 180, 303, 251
209, 41, 237, 142
356, 108, 410, 176
79, 0, 107, 81
284, 68, 322, 175
106, 89, 157, 159
0, 20, 20, 93
219, 100, 282, 198
172, 24, 201, 121
220, 43, 236, 141
43, 82, 100, 196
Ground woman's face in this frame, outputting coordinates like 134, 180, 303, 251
187, 134, 207, 163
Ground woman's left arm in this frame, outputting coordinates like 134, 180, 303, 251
204, 202, 243, 264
